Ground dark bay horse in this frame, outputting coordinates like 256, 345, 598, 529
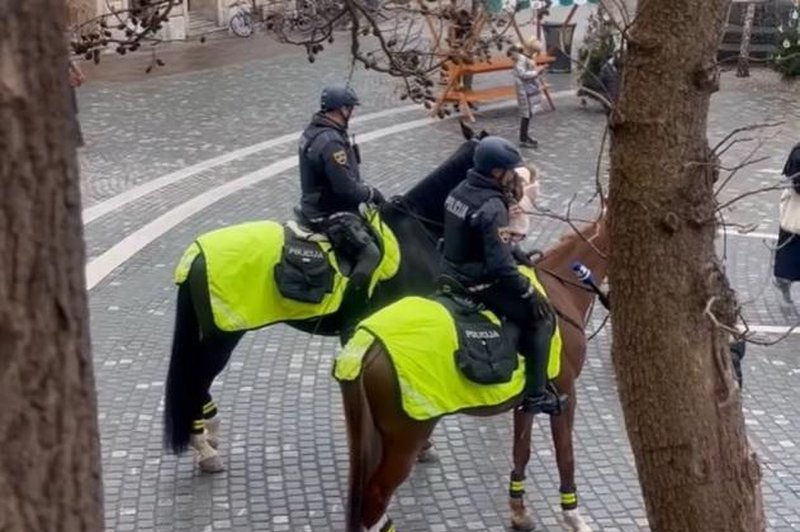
164, 124, 488, 472
339, 217, 608, 532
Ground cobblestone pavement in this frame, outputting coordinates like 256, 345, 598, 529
80, 40, 800, 532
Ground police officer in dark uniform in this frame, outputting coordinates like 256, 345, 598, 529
298, 85, 385, 338
441, 136, 566, 416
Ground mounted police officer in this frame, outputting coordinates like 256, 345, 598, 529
298, 85, 385, 339
441, 136, 566, 416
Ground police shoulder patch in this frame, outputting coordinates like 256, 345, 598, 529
332, 149, 348, 165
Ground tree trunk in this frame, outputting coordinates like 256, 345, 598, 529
737, 2, 757, 78
0, 2, 104, 531
607, 0, 765, 530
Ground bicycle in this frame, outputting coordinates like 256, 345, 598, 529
229, 0, 257, 38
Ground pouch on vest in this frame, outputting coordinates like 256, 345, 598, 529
438, 296, 518, 385
274, 230, 334, 304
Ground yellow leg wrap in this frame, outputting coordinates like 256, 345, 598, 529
560, 490, 578, 510
202, 401, 218, 419
509, 473, 526, 499
191, 419, 205, 434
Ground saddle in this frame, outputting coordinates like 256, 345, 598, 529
435, 280, 521, 385
292, 207, 383, 276
273, 209, 383, 305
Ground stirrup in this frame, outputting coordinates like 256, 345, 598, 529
521, 388, 568, 416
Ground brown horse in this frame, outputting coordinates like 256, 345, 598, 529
338, 216, 608, 532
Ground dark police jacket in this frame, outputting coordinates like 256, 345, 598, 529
442, 170, 530, 296
299, 113, 370, 220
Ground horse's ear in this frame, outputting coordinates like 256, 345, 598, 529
478, 129, 489, 139
459, 120, 474, 141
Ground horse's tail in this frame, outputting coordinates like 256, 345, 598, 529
341, 356, 380, 532
163, 281, 201, 454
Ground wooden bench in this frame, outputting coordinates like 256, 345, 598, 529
433, 54, 556, 122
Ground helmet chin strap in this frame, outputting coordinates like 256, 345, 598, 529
341, 106, 354, 125
328, 107, 352, 127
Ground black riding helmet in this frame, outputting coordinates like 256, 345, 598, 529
474, 136, 524, 175
320, 85, 360, 112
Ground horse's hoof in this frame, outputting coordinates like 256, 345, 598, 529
417, 445, 439, 463
511, 513, 536, 531
563, 509, 592, 532
198, 455, 225, 474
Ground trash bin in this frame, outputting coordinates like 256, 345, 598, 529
542, 21, 577, 73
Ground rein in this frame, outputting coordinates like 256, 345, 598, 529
535, 264, 595, 295
535, 264, 598, 333
382, 197, 443, 248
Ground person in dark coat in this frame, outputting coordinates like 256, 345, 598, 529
774, 143, 800, 306
441, 136, 566, 416
298, 85, 386, 338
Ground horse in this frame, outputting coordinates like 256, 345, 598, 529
337, 215, 608, 532
163, 123, 489, 472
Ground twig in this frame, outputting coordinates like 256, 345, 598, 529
705, 297, 800, 346
711, 121, 784, 155
715, 183, 790, 213
526, 195, 608, 260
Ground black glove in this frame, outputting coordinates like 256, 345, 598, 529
523, 284, 555, 323
512, 246, 538, 268
369, 186, 386, 205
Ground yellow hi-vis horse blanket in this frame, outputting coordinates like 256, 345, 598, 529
333, 268, 562, 421
173, 211, 400, 332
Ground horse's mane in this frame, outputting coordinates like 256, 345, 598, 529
400, 139, 477, 224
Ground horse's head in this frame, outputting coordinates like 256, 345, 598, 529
540, 209, 608, 283
398, 122, 490, 229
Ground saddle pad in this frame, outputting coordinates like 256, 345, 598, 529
437, 295, 519, 385
173, 211, 401, 332
334, 268, 561, 421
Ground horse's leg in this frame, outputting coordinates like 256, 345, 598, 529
203, 399, 221, 449
417, 439, 439, 463
200, 331, 243, 450
551, 383, 591, 532
509, 408, 536, 531
363, 426, 432, 530
356, 347, 435, 530
191, 331, 243, 473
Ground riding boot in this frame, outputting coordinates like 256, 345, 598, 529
339, 240, 381, 345
520, 319, 567, 416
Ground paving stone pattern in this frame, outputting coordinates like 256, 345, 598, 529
81, 53, 800, 531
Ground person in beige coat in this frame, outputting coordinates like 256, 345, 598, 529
511, 37, 547, 149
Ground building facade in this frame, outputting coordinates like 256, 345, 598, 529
66, 0, 293, 40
